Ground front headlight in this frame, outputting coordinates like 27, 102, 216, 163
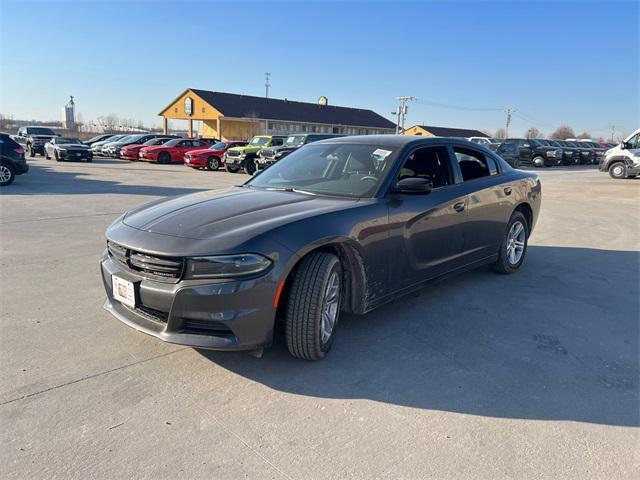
275, 151, 283, 158
58, 148, 67, 152
184, 254, 272, 279
546, 150, 556, 157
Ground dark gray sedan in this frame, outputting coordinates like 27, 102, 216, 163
101, 135, 541, 360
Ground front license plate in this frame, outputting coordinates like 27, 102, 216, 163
112, 275, 136, 308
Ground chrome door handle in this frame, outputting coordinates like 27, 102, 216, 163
504, 187, 512, 195
453, 201, 466, 212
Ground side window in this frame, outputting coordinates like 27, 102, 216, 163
626, 134, 639, 149
178, 140, 190, 147
398, 146, 452, 189
454, 147, 497, 181
272, 138, 284, 146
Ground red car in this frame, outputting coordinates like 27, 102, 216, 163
138, 139, 211, 164
184, 141, 248, 170
121, 137, 176, 161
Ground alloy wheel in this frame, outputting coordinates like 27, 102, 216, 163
506, 221, 526, 265
320, 271, 340, 345
0, 164, 12, 184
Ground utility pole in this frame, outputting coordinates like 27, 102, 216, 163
392, 96, 416, 134
264, 72, 271, 98
504, 107, 515, 138
610, 125, 616, 142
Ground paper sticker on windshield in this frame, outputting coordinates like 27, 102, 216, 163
373, 149, 392, 158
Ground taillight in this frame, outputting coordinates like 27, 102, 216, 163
14, 147, 24, 154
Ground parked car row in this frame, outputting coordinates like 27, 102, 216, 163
492, 138, 613, 168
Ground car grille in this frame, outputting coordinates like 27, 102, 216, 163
66, 149, 88, 155
261, 149, 275, 159
226, 150, 241, 157
107, 241, 184, 282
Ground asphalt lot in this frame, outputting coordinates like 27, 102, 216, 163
1, 156, 638, 479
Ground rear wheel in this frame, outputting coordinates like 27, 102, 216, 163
158, 152, 171, 164
285, 252, 342, 361
0, 162, 15, 186
608, 162, 626, 179
27, 144, 34, 157
55, 151, 61, 162
207, 156, 220, 170
45, 149, 50, 160
225, 164, 239, 173
492, 211, 528, 274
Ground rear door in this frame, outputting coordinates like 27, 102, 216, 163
386, 144, 468, 290
452, 145, 511, 264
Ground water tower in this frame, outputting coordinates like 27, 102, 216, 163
62, 96, 76, 130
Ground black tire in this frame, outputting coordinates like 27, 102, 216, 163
45, 150, 50, 160
512, 159, 520, 168
532, 155, 545, 168
285, 252, 342, 361
55, 151, 61, 162
243, 158, 257, 175
0, 162, 15, 186
492, 211, 529, 274
86, 158, 92, 163
27, 144, 34, 157
225, 164, 239, 173
207, 156, 220, 171
608, 162, 626, 179
158, 152, 171, 164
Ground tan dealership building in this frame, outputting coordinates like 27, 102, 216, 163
159, 88, 396, 140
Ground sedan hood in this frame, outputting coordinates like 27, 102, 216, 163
122, 186, 359, 242
186, 148, 216, 156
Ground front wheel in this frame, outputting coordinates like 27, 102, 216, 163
225, 164, 239, 173
158, 152, 171, 164
207, 156, 220, 170
243, 158, 257, 175
532, 155, 545, 168
492, 211, 528, 274
608, 162, 626, 179
285, 252, 342, 361
27, 145, 34, 157
0, 162, 15, 186
55, 151, 61, 162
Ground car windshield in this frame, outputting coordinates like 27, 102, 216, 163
546, 140, 561, 147
27, 127, 56, 135
58, 138, 82, 144
209, 142, 227, 150
249, 137, 270, 146
565, 141, 578, 147
143, 138, 168, 146
125, 135, 146, 143
284, 135, 306, 146
529, 139, 543, 146
248, 143, 397, 198
116, 135, 137, 143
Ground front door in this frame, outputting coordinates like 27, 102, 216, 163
386, 145, 468, 290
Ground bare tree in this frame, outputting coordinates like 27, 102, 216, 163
525, 127, 543, 139
494, 128, 507, 139
577, 132, 592, 139
551, 125, 575, 140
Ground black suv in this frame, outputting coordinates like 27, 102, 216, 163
496, 138, 563, 168
0, 132, 29, 186
14, 126, 59, 157
256, 134, 343, 171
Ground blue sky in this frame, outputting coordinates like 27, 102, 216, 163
1, 0, 638, 138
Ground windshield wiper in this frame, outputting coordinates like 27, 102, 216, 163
266, 187, 316, 195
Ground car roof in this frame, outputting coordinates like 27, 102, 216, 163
314, 134, 490, 149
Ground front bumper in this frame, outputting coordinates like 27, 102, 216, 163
185, 156, 207, 168
59, 151, 92, 161
256, 157, 277, 170
100, 251, 278, 350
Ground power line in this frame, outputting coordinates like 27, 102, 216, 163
415, 98, 503, 112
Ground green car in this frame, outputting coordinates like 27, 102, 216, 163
224, 135, 286, 174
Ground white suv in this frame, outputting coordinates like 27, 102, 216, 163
600, 128, 640, 179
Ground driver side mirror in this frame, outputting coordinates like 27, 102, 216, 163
620, 142, 627, 150
523, 143, 530, 148
392, 177, 433, 194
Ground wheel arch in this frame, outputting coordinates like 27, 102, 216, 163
280, 239, 369, 316
514, 202, 533, 231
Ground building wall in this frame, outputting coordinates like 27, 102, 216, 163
201, 119, 259, 140
402, 126, 432, 136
